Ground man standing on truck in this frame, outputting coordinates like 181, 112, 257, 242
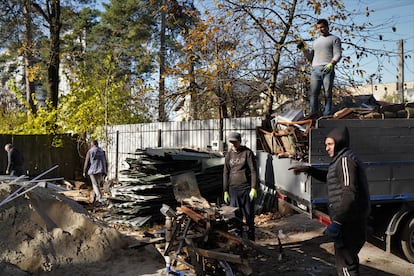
290, 126, 370, 276
298, 18, 342, 116
223, 132, 258, 241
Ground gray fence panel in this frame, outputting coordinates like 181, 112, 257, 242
105, 117, 262, 179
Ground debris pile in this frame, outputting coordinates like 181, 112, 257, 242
144, 172, 272, 276
257, 97, 414, 160
103, 148, 225, 228
0, 180, 127, 274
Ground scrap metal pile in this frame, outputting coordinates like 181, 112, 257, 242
102, 148, 225, 228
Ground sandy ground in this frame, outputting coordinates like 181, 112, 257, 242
1, 185, 414, 276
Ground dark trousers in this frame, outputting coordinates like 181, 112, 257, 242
10, 166, 24, 176
334, 221, 367, 276
229, 187, 255, 240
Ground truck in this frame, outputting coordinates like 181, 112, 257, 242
256, 116, 414, 263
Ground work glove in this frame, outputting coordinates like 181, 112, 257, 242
324, 221, 344, 248
5, 170, 9, 175
323, 63, 333, 73
288, 165, 310, 175
324, 221, 342, 238
249, 188, 257, 201
224, 191, 230, 204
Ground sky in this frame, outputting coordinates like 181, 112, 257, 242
335, 0, 414, 84
195, 0, 414, 84
97, 0, 413, 84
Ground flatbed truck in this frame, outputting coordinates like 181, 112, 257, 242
256, 118, 414, 263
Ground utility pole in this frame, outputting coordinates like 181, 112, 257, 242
398, 39, 404, 103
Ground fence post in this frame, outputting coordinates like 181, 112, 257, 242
158, 129, 162, 147
115, 130, 119, 182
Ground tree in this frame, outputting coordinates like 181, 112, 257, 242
14, 53, 151, 137
59, 53, 151, 138
0, 0, 98, 114
197, 0, 396, 119
31, 0, 62, 109
155, 0, 200, 121
0, 0, 38, 114
178, 6, 263, 120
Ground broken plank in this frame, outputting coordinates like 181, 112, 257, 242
176, 205, 206, 224
195, 248, 244, 264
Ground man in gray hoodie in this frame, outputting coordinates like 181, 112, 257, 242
290, 127, 371, 276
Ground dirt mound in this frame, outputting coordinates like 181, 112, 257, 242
0, 184, 127, 274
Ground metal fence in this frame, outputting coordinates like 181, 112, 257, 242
105, 117, 263, 179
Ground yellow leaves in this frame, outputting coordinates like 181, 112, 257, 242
307, 0, 322, 15
27, 65, 41, 82
223, 81, 232, 92
315, 2, 321, 14
160, 4, 168, 12
230, 62, 238, 69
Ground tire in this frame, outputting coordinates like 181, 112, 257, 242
401, 216, 414, 263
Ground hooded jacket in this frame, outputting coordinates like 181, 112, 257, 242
309, 127, 371, 223
223, 145, 257, 192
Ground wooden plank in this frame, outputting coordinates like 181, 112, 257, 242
59, 189, 91, 203
195, 248, 243, 264
176, 206, 206, 224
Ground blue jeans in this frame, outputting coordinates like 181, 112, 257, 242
310, 66, 335, 116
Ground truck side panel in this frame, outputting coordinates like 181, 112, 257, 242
310, 119, 414, 201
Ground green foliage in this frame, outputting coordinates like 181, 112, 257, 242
59, 53, 151, 138
0, 54, 150, 137
98, 0, 157, 76
19, 104, 60, 135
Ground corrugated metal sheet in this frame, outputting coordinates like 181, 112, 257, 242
105, 117, 263, 179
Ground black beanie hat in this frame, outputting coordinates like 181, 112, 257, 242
326, 126, 350, 155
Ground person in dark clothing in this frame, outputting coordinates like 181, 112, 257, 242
290, 126, 371, 276
4, 143, 25, 176
223, 132, 258, 241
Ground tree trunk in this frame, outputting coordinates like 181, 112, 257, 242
189, 61, 198, 120
262, 0, 297, 120
23, 0, 37, 115
158, 0, 167, 122
47, 0, 61, 109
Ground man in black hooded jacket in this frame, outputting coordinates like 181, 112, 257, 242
290, 126, 370, 276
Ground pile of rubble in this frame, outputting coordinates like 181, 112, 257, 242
102, 148, 225, 228
257, 96, 414, 160
0, 177, 127, 274
58, 147, 278, 229
137, 172, 280, 276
